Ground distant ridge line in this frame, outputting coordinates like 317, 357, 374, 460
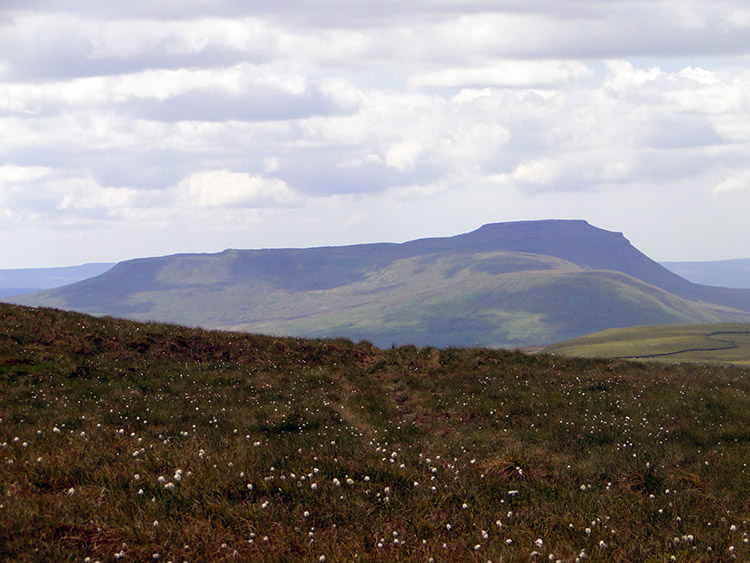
7, 220, 750, 348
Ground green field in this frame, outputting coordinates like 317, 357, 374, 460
546, 323, 750, 366
3, 304, 750, 561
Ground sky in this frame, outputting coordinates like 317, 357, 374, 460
2, 1, 750, 268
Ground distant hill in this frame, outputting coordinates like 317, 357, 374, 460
9, 220, 750, 347
662, 258, 750, 289
0, 262, 114, 298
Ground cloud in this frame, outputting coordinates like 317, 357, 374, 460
713, 170, 750, 195
5, 2, 750, 85
2, 1, 750, 267
603, 60, 664, 94
0, 163, 301, 231
0, 14, 280, 81
0, 164, 51, 185
409, 60, 593, 89
0, 164, 153, 223
129, 83, 356, 123
492, 149, 639, 193
385, 140, 422, 171
0, 64, 359, 122
178, 170, 298, 208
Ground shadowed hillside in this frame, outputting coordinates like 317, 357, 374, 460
9, 221, 750, 347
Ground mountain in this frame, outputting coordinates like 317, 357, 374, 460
8, 220, 750, 347
0, 262, 115, 298
662, 258, 750, 289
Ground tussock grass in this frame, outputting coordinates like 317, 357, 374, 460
2, 304, 750, 561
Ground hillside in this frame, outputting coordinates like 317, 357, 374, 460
9, 220, 750, 347
546, 322, 750, 366
3, 303, 750, 561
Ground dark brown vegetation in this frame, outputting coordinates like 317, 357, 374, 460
2, 303, 750, 561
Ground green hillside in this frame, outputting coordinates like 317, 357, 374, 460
231, 266, 750, 348
11, 251, 750, 348
10, 220, 750, 347
3, 303, 750, 561
546, 323, 750, 366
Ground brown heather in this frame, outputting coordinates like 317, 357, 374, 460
1, 303, 750, 561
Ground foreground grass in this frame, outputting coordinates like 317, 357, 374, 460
2, 304, 750, 561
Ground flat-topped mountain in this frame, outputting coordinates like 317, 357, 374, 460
9, 220, 750, 347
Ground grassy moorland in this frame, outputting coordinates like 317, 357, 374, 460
546, 323, 750, 366
2, 304, 750, 561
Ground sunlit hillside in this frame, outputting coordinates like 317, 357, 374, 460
547, 323, 750, 366
11, 221, 750, 348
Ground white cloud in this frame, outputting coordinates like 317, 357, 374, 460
385, 140, 423, 171
675, 66, 722, 85
0, 166, 152, 224
2, 2, 750, 266
0, 164, 52, 185
263, 157, 280, 172
663, 80, 748, 115
499, 158, 566, 187
451, 88, 492, 104
409, 60, 593, 89
603, 60, 664, 94
87, 17, 278, 60
713, 170, 750, 194
0, 63, 357, 123
721, 8, 750, 30
178, 170, 298, 208
492, 148, 638, 192
0, 13, 282, 81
